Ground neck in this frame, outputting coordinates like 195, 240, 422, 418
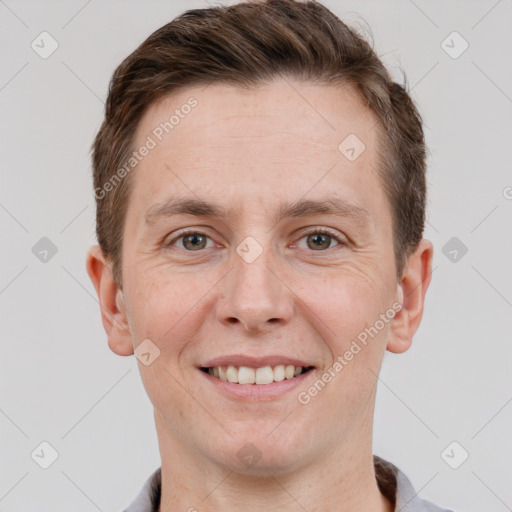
155, 413, 393, 512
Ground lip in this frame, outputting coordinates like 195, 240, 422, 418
199, 354, 313, 368
198, 365, 316, 402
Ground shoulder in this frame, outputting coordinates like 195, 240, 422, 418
121, 467, 161, 512
374, 455, 456, 512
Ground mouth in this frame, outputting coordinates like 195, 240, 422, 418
200, 364, 315, 385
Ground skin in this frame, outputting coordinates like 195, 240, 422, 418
87, 78, 433, 512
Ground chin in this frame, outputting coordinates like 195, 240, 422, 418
208, 423, 313, 475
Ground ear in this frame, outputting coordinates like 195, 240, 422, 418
387, 239, 434, 354
86, 245, 134, 356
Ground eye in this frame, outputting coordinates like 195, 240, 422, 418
166, 229, 215, 251
295, 228, 345, 251
165, 227, 346, 252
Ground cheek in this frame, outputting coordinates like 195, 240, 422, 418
297, 271, 386, 345
126, 265, 222, 351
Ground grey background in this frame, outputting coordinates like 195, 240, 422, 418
1, 0, 511, 511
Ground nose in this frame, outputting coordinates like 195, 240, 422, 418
216, 241, 294, 333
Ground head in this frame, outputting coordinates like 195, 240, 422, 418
87, 0, 433, 475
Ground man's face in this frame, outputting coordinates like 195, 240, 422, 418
116, 79, 401, 472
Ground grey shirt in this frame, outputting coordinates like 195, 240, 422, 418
123, 455, 454, 512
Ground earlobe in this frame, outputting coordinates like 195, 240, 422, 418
387, 239, 434, 354
85, 246, 134, 357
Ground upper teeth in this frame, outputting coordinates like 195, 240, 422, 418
207, 365, 305, 384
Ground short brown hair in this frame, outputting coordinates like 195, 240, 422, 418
91, 0, 426, 286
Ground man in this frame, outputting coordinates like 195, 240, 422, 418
86, 0, 452, 510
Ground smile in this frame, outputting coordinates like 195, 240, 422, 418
200, 365, 315, 385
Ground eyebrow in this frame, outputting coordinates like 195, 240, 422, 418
144, 196, 371, 229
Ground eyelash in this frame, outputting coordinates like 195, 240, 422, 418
166, 227, 346, 252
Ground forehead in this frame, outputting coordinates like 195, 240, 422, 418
136, 78, 377, 152
129, 78, 388, 224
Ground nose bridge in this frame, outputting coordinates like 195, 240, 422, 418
217, 233, 292, 331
